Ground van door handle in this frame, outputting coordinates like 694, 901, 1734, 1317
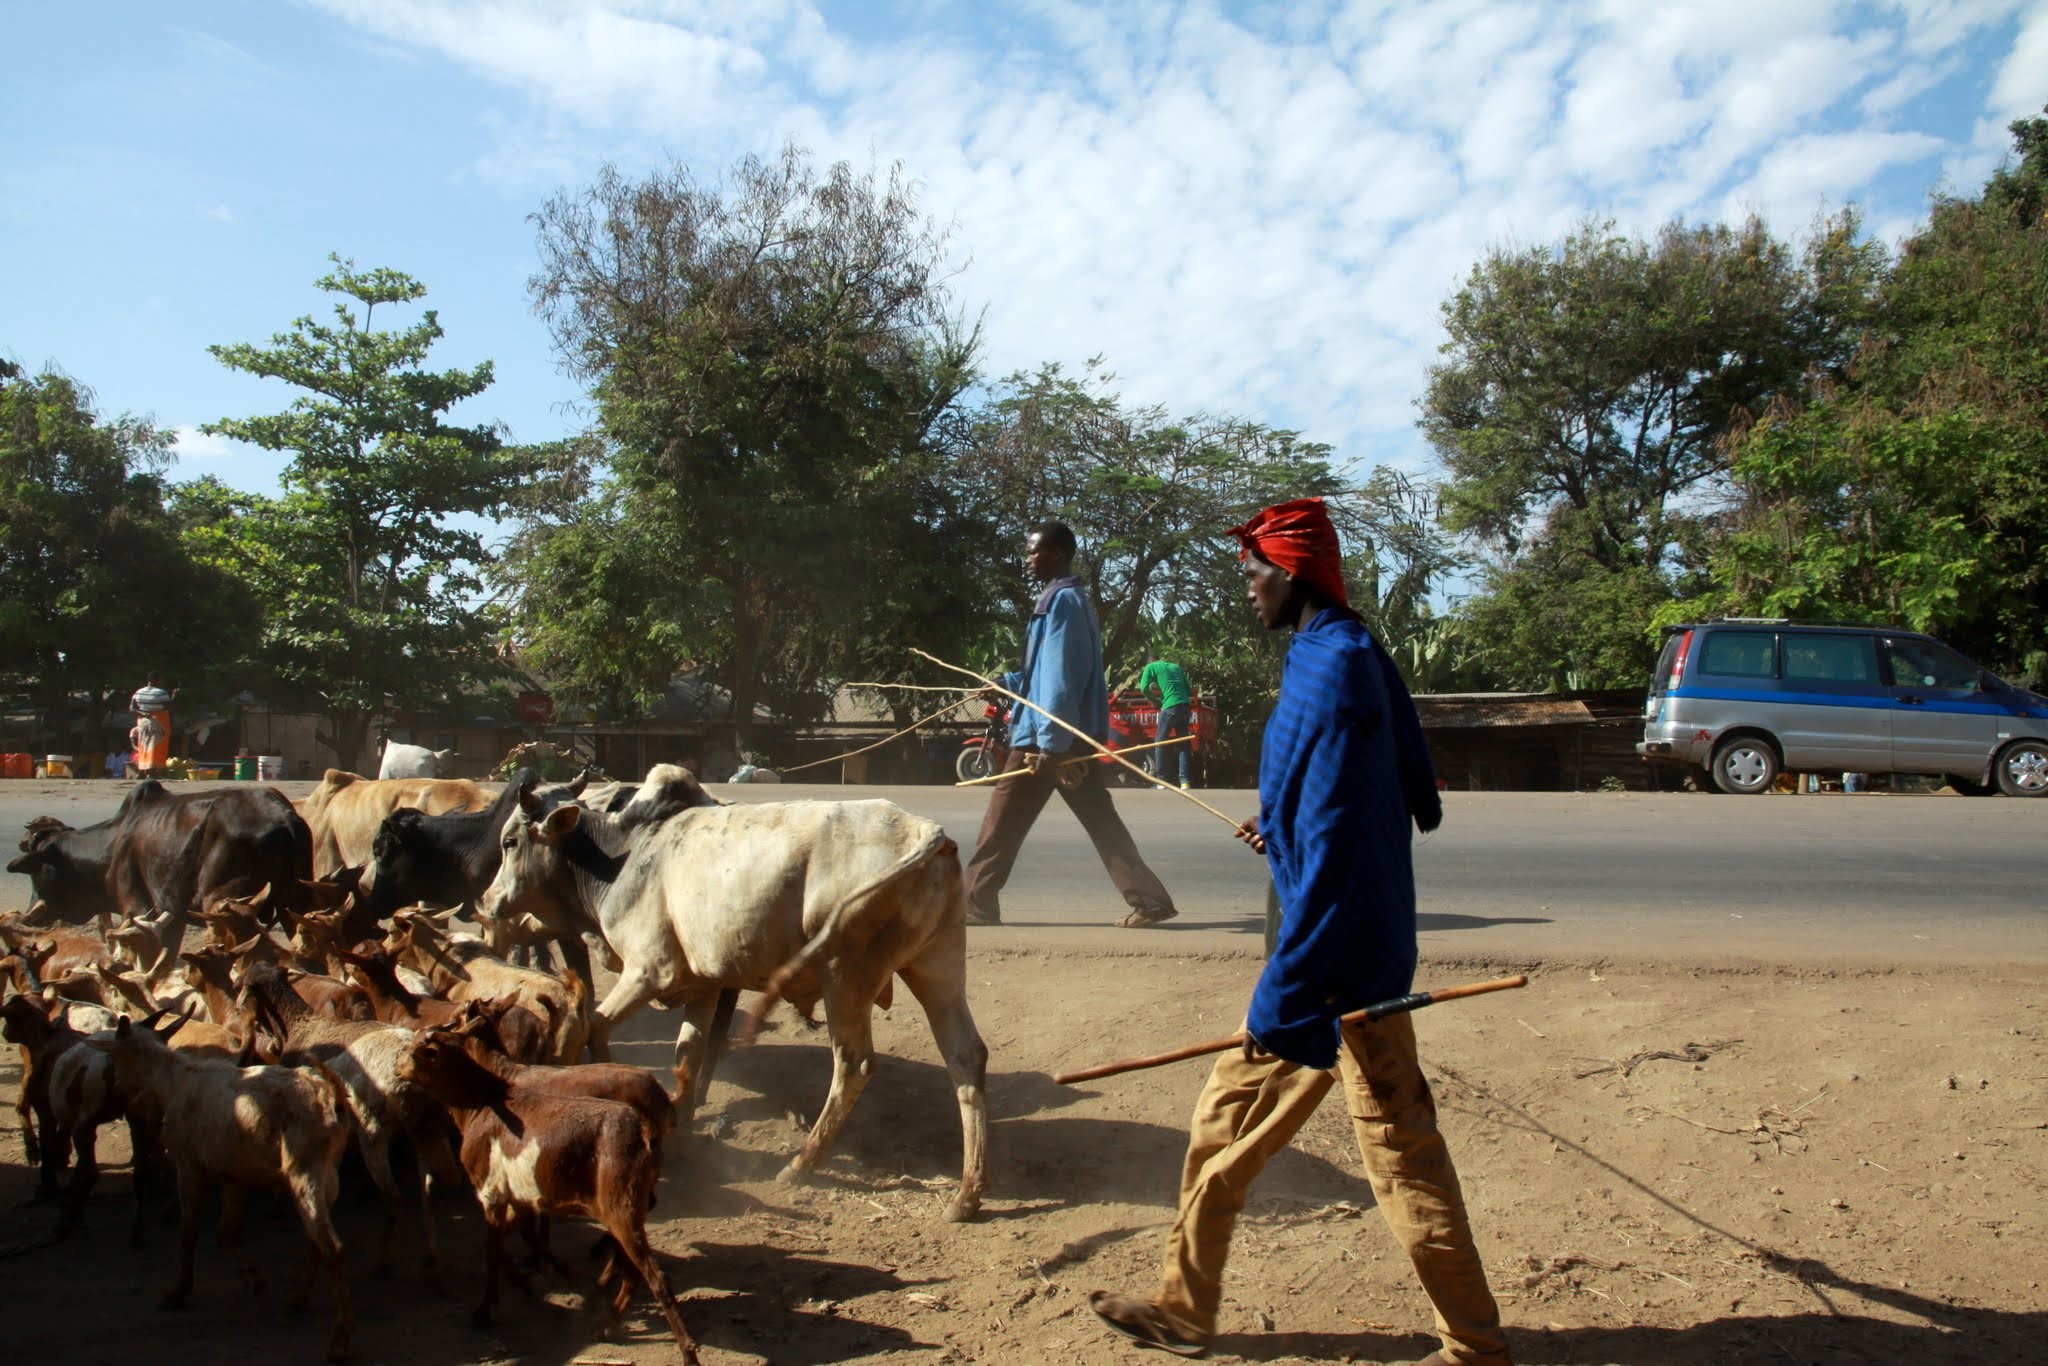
1898, 695, 1924, 705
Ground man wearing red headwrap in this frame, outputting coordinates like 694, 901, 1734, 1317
1223, 496, 1351, 608
1090, 498, 1505, 1365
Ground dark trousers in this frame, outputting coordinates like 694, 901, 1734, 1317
963, 751, 1176, 919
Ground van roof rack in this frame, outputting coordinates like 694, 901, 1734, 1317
1701, 616, 1907, 631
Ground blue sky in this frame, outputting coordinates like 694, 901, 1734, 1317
4, 1, 2044, 506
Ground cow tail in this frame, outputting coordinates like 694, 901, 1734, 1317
736, 829, 952, 1047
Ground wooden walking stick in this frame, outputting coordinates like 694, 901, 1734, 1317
910, 648, 1242, 829
1052, 974, 1529, 1084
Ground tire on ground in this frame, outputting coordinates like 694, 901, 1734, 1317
1711, 735, 1780, 795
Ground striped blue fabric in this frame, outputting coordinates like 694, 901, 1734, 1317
1247, 608, 1420, 1069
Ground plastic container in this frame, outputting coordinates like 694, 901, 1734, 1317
233, 753, 257, 781
0, 753, 32, 779
44, 755, 73, 779
189, 767, 222, 781
257, 754, 286, 781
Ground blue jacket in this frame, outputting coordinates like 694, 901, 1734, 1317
1246, 608, 1439, 1069
1002, 576, 1109, 754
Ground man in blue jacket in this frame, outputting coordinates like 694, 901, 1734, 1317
962, 521, 1178, 928
1089, 499, 1508, 1364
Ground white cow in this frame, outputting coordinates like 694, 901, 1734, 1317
476, 765, 988, 1221
377, 741, 454, 780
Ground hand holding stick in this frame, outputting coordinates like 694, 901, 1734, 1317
911, 648, 1242, 829
1052, 974, 1529, 1085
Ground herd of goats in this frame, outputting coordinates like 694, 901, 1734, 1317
2, 763, 995, 1363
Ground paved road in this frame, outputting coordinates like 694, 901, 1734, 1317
3, 782, 2042, 968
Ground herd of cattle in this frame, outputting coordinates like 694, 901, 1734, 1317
1, 764, 990, 1361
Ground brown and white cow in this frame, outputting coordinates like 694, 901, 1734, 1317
301, 770, 493, 880
476, 765, 989, 1221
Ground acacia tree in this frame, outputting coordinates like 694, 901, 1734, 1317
194, 258, 524, 769
508, 148, 988, 742
1423, 214, 1881, 687
0, 360, 231, 749
1706, 113, 2048, 684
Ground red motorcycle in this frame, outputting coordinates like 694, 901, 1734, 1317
956, 701, 1010, 782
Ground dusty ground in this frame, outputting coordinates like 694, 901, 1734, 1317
4, 943, 2044, 1365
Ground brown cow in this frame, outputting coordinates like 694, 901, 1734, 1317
301, 770, 493, 880
7, 782, 312, 981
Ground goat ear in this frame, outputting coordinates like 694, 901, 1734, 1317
248, 883, 272, 909
229, 935, 264, 958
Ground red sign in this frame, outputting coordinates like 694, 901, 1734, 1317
518, 692, 555, 724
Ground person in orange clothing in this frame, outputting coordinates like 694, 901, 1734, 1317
129, 671, 173, 778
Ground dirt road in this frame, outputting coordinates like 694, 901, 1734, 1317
5, 945, 2043, 1364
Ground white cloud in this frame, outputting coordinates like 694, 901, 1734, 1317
197, 203, 235, 224
303, 0, 2034, 473
171, 425, 238, 458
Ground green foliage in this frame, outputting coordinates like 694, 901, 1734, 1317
1424, 213, 1880, 687
0, 360, 233, 745
508, 148, 992, 738
197, 257, 526, 765
1710, 112, 2048, 679
956, 364, 1469, 774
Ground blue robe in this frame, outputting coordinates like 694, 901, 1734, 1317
1246, 608, 1441, 1069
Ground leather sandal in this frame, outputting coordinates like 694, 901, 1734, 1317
1089, 1291, 1209, 1357
1117, 905, 1178, 928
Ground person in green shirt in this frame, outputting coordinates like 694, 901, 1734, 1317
1138, 655, 1195, 788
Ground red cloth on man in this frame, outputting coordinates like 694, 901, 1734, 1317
1226, 498, 1349, 606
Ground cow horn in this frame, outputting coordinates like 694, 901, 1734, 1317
517, 785, 543, 816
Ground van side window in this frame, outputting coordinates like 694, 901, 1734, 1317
1782, 633, 1877, 683
1885, 638, 1978, 690
1698, 632, 1776, 678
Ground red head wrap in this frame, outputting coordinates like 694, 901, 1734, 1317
1225, 497, 1349, 607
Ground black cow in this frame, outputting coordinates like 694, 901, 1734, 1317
355, 768, 580, 969
7, 781, 313, 977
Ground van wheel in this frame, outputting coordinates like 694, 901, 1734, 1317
1711, 737, 1779, 794
1995, 740, 2048, 797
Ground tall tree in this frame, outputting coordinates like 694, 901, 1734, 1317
1423, 215, 1879, 688
959, 363, 1470, 777
0, 359, 230, 752
196, 258, 524, 768
509, 148, 986, 741
1706, 113, 2048, 684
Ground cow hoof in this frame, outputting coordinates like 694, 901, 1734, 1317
944, 1193, 980, 1223
775, 1160, 813, 1187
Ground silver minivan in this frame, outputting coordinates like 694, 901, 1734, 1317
1637, 619, 2048, 795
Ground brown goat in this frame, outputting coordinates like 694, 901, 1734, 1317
96, 1013, 354, 1360
398, 1029, 698, 1362
238, 962, 455, 1278
1, 993, 158, 1240
337, 943, 552, 1061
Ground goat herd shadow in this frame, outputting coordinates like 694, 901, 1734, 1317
3, 1011, 2041, 1364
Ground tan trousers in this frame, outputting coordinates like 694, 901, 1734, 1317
1153, 1011, 1509, 1364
